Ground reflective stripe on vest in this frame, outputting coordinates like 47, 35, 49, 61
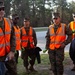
4, 18, 11, 54
70, 21, 75, 39
21, 27, 34, 48
49, 23, 66, 50
0, 18, 11, 56
13, 26, 21, 50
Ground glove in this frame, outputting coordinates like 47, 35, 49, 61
72, 30, 75, 33
21, 47, 25, 51
43, 49, 47, 53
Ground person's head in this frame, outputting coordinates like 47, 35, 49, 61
52, 12, 61, 25
72, 13, 75, 21
12, 13, 19, 25
23, 17, 30, 27
0, 1, 5, 19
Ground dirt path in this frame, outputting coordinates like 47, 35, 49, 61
64, 63, 75, 75
35, 58, 75, 75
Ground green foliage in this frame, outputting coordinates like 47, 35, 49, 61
3, 0, 75, 27
4, 0, 12, 16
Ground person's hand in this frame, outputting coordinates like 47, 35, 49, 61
60, 43, 65, 48
21, 47, 25, 51
8, 51, 14, 60
43, 49, 47, 53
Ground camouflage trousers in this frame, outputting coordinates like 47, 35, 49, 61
48, 48, 64, 75
21, 48, 36, 69
5, 59, 17, 75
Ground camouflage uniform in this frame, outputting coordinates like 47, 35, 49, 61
46, 24, 72, 75
21, 26, 37, 72
0, 18, 16, 75
12, 14, 20, 64
5, 26, 17, 75
0, 1, 16, 75
5, 14, 21, 75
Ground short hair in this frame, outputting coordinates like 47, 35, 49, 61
52, 12, 60, 19
24, 17, 30, 21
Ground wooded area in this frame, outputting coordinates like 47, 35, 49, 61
4, 0, 75, 27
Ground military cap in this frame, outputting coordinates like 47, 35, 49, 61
12, 13, 19, 20
0, 1, 4, 8
52, 12, 60, 19
24, 17, 30, 22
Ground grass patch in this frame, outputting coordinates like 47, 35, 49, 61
17, 52, 71, 75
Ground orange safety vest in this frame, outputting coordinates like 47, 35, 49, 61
21, 27, 35, 48
70, 21, 75, 39
13, 26, 21, 50
0, 18, 11, 56
49, 23, 66, 50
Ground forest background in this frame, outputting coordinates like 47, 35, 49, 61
4, 0, 75, 27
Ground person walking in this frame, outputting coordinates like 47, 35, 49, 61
45, 12, 72, 75
69, 13, 75, 71
0, 1, 16, 75
12, 13, 21, 64
5, 14, 18, 75
21, 17, 37, 73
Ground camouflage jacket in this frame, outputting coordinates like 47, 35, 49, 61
0, 18, 16, 61
45, 23, 72, 49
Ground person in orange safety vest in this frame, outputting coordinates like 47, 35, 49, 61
21, 17, 37, 73
5, 14, 20, 75
45, 12, 72, 75
12, 13, 21, 64
0, 1, 16, 75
